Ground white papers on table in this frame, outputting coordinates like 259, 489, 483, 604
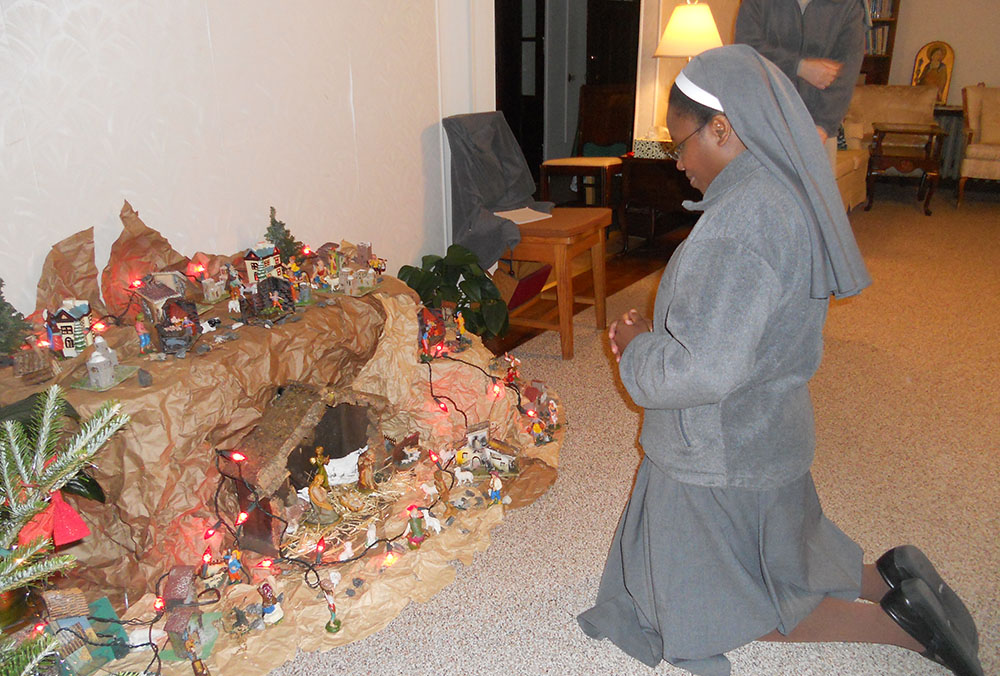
493, 207, 553, 224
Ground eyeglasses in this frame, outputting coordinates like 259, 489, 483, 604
665, 123, 706, 161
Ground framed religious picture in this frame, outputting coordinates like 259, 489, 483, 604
911, 41, 955, 105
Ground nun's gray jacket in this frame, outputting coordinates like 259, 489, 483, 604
734, 0, 866, 137
619, 151, 828, 490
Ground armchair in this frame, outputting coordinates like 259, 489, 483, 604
958, 85, 1000, 206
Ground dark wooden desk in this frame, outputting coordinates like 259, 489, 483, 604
621, 155, 700, 250
865, 122, 947, 215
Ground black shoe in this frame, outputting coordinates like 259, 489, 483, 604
877, 545, 979, 650
881, 578, 983, 676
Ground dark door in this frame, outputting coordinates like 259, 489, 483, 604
495, 1, 639, 181
586, 0, 640, 86
495, 0, 546, 182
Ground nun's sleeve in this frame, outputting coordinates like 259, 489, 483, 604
618, 237, 781, 411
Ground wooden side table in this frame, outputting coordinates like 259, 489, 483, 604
505, 207, 612, 360
621, 155, 700, 250
865, 122, 947, 215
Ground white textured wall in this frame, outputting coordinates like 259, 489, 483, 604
0, 1, 489, 315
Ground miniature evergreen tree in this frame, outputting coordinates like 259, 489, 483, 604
265, 207, 304, 264
0, 386, 129, 676
0, 278, 29, 356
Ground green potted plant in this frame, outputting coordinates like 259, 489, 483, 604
397, 245, 509, 338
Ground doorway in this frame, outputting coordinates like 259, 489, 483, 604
495, 0, 640, 183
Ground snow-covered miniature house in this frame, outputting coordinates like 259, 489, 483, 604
45, 300, 93, 357
244, 243, 284, 284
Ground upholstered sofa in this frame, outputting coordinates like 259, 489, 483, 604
836, 84, 940, 211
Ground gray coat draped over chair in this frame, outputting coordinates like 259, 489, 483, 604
442, 112, 552, 267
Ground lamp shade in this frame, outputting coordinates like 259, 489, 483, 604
654, 2, 724, 58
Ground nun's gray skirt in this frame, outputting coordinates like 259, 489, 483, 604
578, 457, 862, 676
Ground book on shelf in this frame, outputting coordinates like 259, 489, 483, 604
869, 0, 894, 20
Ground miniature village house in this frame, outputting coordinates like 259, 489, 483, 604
45, 299, 93, 357
244, 242, 284, 284
134, 271, 202, 353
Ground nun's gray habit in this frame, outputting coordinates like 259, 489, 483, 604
577, 46, 871, 676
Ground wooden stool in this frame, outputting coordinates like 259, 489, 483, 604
505, 207, 612, 359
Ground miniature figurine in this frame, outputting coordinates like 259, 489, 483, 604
529, 418, 552, 445
337, 491, 365, 513
433, 469, 457, 519
405, 505, 426, 549
135, 314, 151, 354
227, 285, 242, 315
270, 291, 283, 310
183, 629, 201, 660
223, 548, 243, 585
420, 508, 442, 534
191, 658, 211, 676
337, 541, 354, 562
181, 316, 195, 337
308, 472, 341, 525
548, 399, 559, 427
356, 447, 376, 492
504, 353, 521, 384
455, 311, 470, 344
488, 470, 503, 505
320, 581, 341, 633
310, 446, 331, 490
258, 581, 284, 624
366, 523, 378, 549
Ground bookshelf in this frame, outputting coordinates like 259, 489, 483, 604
860, 0, 901, 84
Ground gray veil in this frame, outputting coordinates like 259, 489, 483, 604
680, 45, 871, 299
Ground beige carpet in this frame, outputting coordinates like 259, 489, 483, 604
272, 185, 998, 676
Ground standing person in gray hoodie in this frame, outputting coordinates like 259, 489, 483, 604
577, 45, 981, 676
734, 0, 868, 144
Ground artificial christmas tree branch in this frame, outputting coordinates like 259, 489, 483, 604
0, 385, 129, 675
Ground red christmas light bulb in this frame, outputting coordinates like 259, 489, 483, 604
33, 622, 47, 633
229, 450, 247, 462
202, 547, 212, 564
437, 399, 448, 413
153, 597, 165, 612
235, 511, 249, 526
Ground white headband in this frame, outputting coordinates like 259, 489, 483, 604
675, 71, 724, 112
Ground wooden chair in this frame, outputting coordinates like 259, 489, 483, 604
539, 84, 634, 220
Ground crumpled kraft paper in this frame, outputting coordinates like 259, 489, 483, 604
35, 291, 387, 600
108, 503, 507, 676
352, 293, 551, 464
32, 226, 105, 319
100, 200, 191, 320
